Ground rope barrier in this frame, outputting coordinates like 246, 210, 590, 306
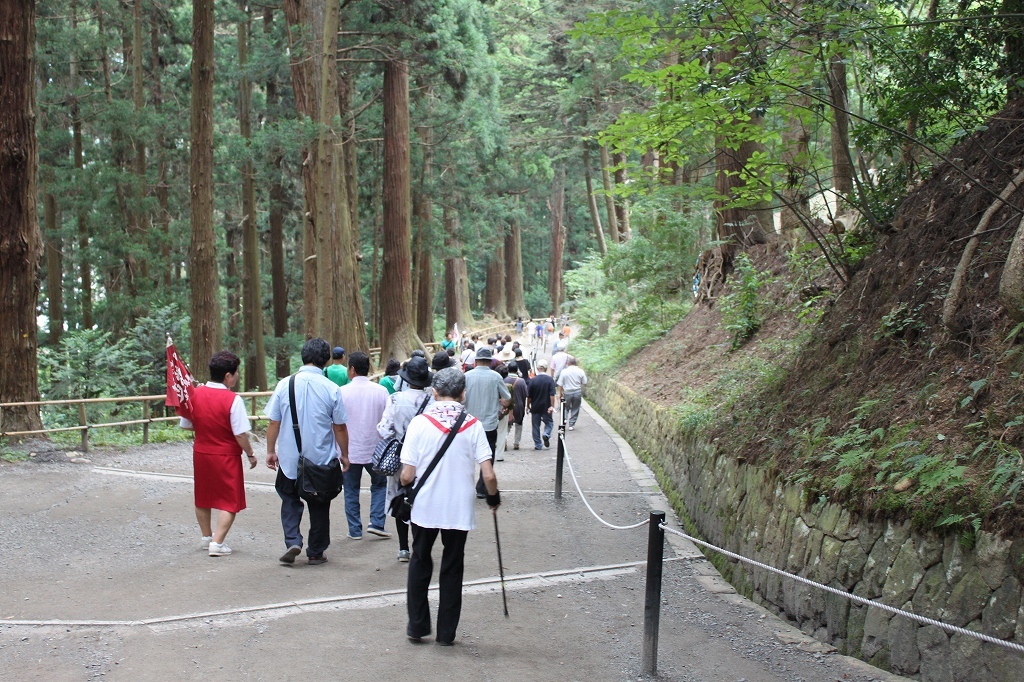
658, 523, 1024, 655
561, 433, 651, 530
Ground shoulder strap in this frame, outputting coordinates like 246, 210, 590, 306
398, 394, 432, 445
410, 408, 467, 499
288, 375, 302, 454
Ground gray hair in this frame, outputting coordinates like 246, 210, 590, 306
432, 367, 466, 398
567, 355, 578, 366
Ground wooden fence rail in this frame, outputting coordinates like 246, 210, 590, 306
0, 321, 515, 450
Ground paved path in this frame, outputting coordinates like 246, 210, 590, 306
0, 338, 908, 680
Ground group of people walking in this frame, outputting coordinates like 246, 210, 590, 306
183, 327, 585, 646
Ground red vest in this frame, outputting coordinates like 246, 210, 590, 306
190, 385, 242, 456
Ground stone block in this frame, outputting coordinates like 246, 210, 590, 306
1009, 536, 1024, 583
917, 625, 953, 682
882, 539, 925, 606
825, 590, 850, 639
861, 606, 893, 660
857, 519, 883, 554
887, 610, 921, 675
981, 575, 1020, 639
805, 529, 824, 573
847, 604, 867, 658
915, 534, 944, 569
943, 534, 976, 586
837, 540, 868, 590
817, 503, 842, 535
787, 517, 811, 573
912, 564, 950, 617
941, 568, 992, 627
818, 536, 843, 585
833, 508, 859, 541
975, 531, 1012, 591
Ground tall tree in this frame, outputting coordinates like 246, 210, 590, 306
828, 53, 854, 207
238, 9, 267, 390
504, 205, 528, 318
380, 59, 422, 359
484, 240, 507, 319
548, 166, 566, 315
413, 122, 435, 342
264, 7, 290, 378
0, 0, 43, 431
130, 0, 149, 283
43, 187, 63, 345
582, 144, 607, 257
189, 0, 221, 374
71, 0, 92, 328
444, 204, 474, 331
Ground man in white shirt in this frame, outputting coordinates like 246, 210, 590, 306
550, 347, 570, 381
556, 356, 588, 430
339, 351, 391, 540
400, 368, 500, 646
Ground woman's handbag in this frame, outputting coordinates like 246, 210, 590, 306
289, 375, 343, 502
390, 409, 467, 523
372, 394, 430, 475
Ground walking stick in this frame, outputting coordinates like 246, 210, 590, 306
493, 508, 509, 618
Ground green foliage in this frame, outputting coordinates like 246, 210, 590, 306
718, 253, 770, 350
873, 302, 926, 344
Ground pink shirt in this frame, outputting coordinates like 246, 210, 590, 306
339, 376, 390, 464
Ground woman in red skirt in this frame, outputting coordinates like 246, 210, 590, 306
180, 351, 256, 556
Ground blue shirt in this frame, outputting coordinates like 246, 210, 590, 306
265, 365, 348, 480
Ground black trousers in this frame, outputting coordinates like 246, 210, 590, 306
475, 428, 498, 495
275, 468, 332, 558
406, 524, 469, 642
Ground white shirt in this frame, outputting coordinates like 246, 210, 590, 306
557, 366, 588, 393
461, 348, 475, 366
550, 351, 569, 380
401, 404, 491, 531
179, 382, 249, 435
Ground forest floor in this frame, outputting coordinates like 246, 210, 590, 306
0, 347, 903, 681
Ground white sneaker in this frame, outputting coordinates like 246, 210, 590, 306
201, 536, 212, 550
208, 541, 232, 556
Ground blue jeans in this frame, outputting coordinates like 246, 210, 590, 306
531, 412, 553, 448
343, 463, 387, 536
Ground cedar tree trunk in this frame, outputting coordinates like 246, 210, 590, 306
504, 207, 528, 318
380, 59, 422, 360
548, 167, 566, 316
0, 0, 43, 431
189, 0, 222, 375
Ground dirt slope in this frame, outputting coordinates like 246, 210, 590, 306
614, 100, 1024, 533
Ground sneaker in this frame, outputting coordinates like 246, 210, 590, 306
534, 446, 543, 450
279, 546, 301, 564
308, 555, 328, 566
200, 536, 212, 550
543, 435, 550, 448
496, 452, 504, 462
208, 541, 232, 557
397, 550, 411, 562
346, 532, 362, 540
513, 444, 520, 450
568, 426, 575, 431
436, 639, 455, 647
366, 527, 392, 539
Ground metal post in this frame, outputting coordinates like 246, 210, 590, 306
78, 403, 89, 453
554, 400, 566, 499
142, 401, 150, 444
642, 510, 666, 676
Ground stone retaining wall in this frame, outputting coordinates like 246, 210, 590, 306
586, 374, 1024, 681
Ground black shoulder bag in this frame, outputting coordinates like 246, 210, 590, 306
390, 408, 467, 523
289, 374, 344, 503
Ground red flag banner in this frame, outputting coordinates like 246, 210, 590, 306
166, 338, 196, 419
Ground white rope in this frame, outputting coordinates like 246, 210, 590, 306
658, 523, 1024, 654
562, 434, 651, 530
